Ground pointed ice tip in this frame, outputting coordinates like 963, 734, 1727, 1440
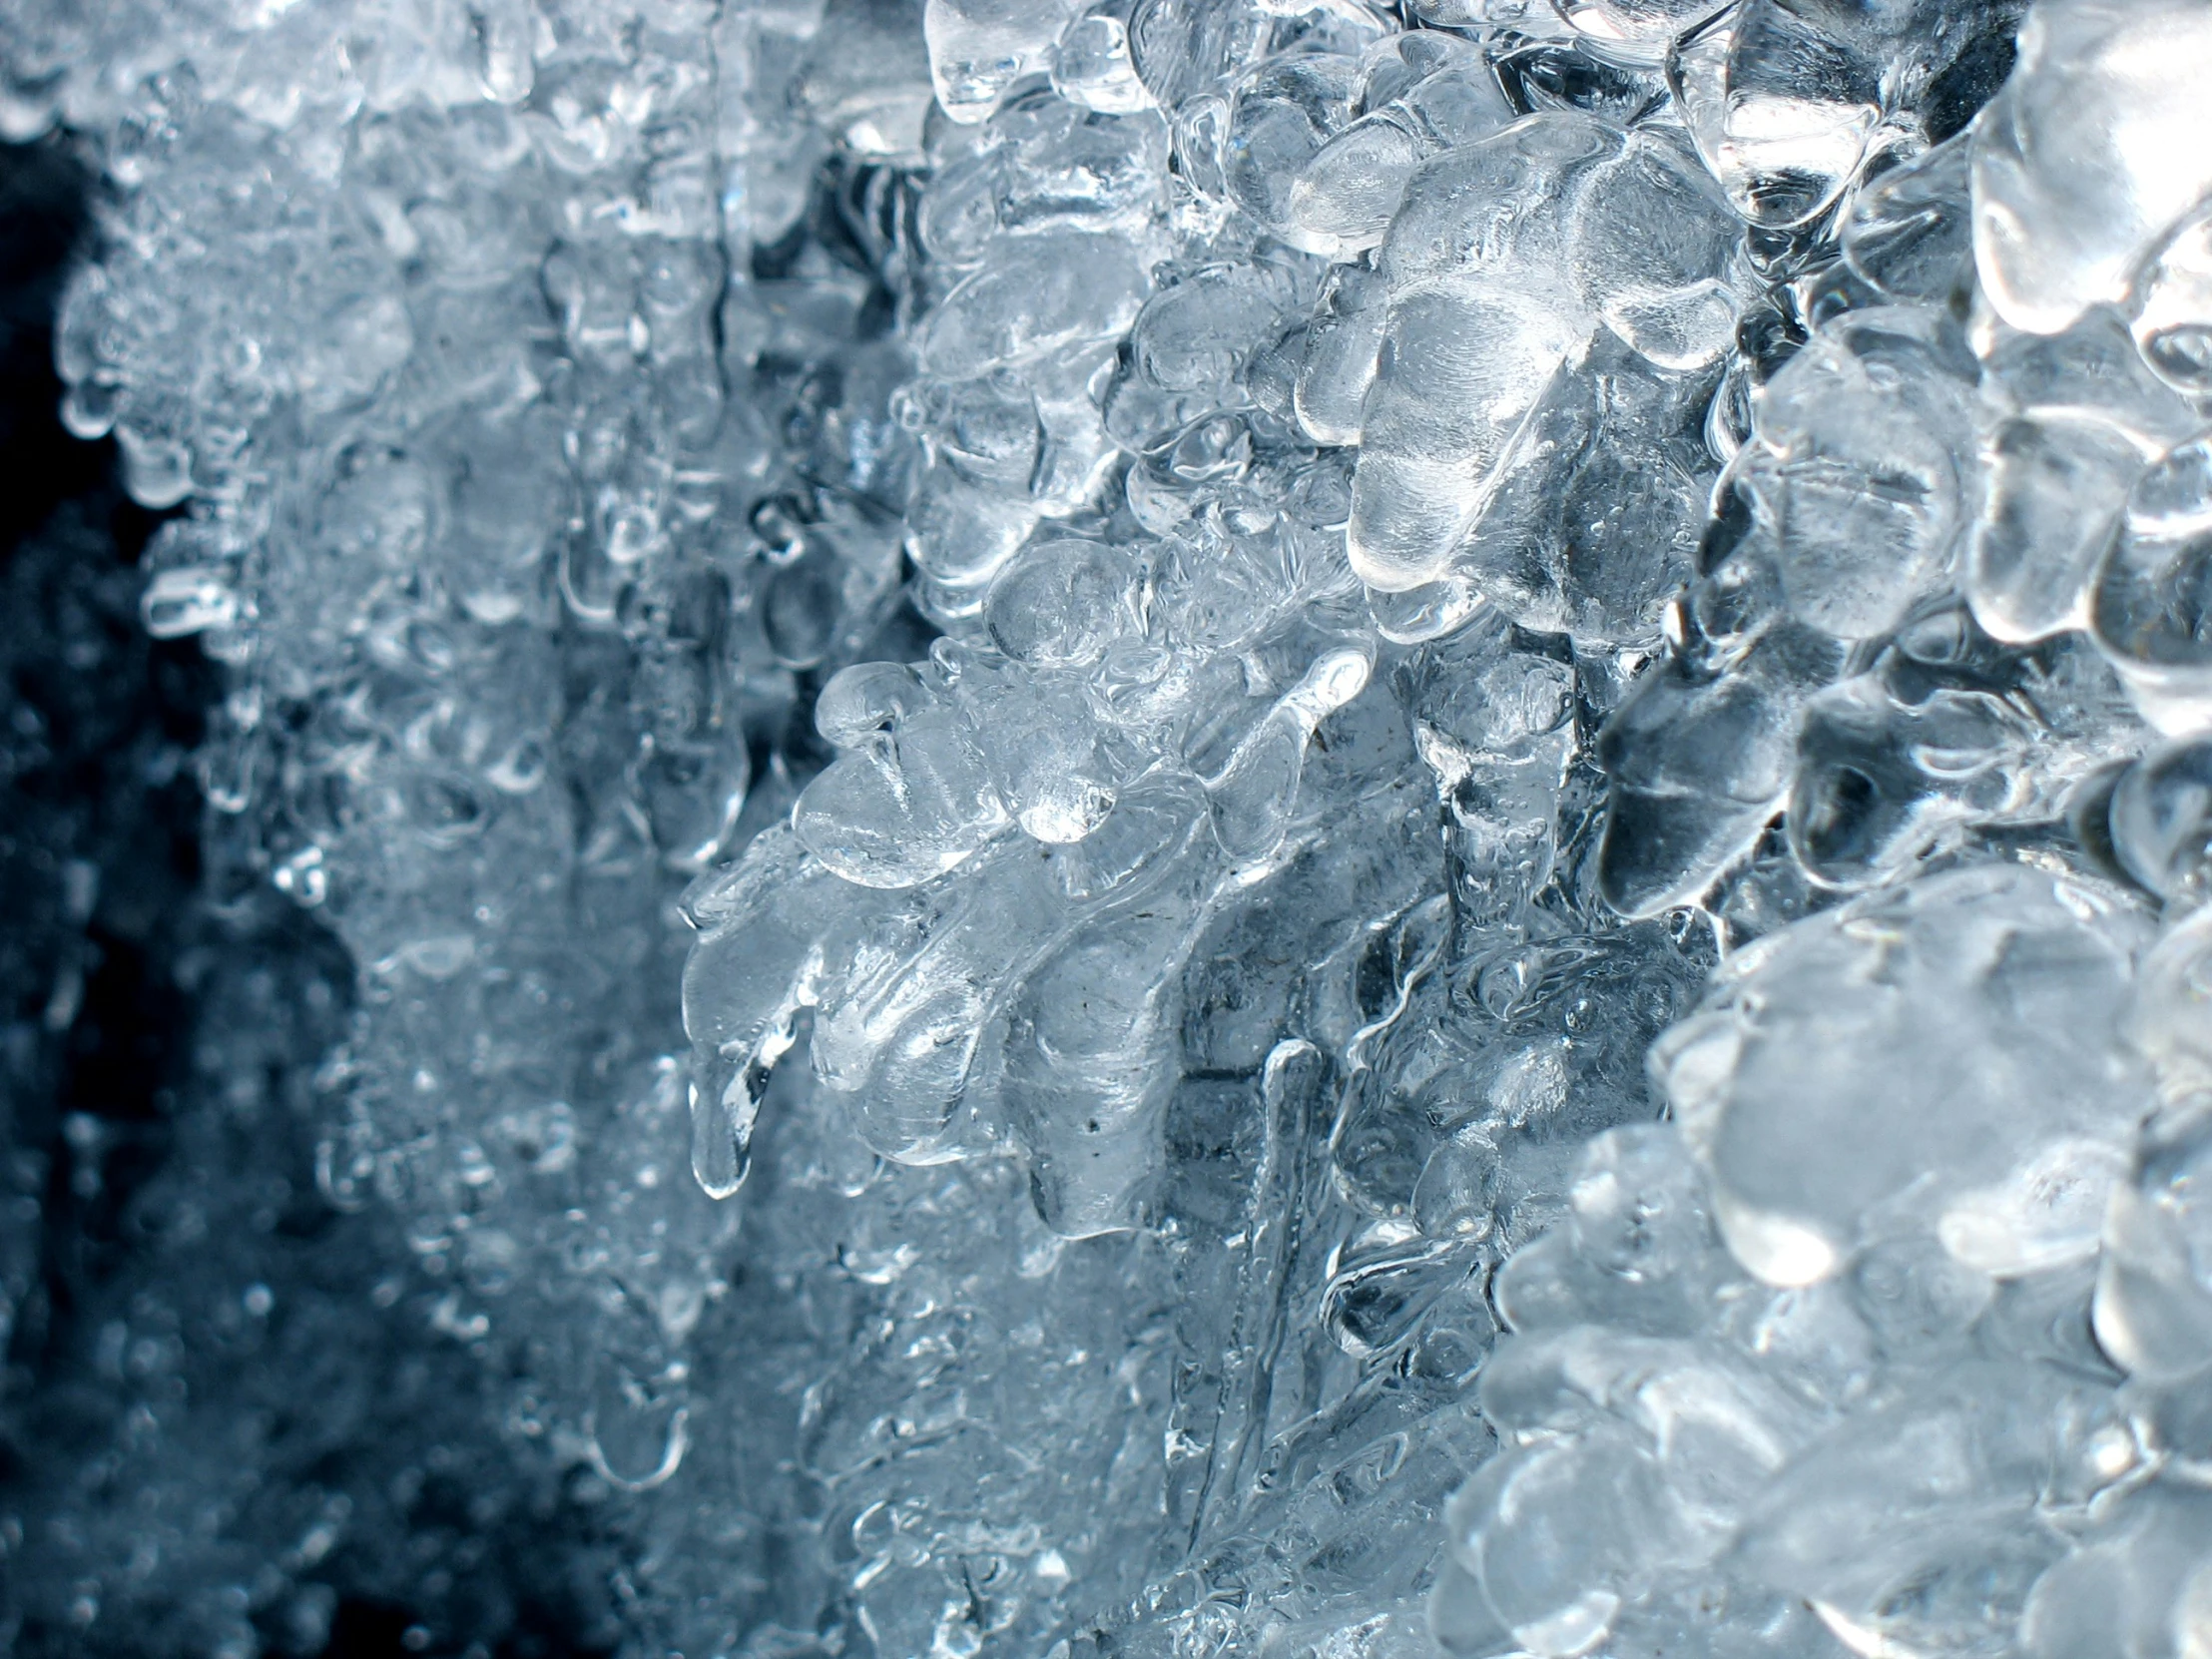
688, 1075, 753, 1201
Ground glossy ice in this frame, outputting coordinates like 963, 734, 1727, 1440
8, 0, 2212, 1652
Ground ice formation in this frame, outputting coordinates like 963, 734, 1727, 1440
6, 0, 2212, 1653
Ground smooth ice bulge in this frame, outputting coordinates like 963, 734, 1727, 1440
11, 0, 2212, 1653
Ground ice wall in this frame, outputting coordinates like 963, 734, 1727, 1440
4, 0, 2212, 1655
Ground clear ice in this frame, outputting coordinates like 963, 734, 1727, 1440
4, 0, 2212, 1653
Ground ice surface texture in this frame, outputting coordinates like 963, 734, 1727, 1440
10, 0, 2212, 1653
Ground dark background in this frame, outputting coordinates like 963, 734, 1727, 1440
0, 135, 607, 1659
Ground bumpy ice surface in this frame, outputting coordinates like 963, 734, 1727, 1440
5, 0, 2212, 1655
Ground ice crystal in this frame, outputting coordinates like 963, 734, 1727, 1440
5, 0, 2212, 1654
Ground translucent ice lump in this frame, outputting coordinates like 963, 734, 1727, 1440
1431, 863, 2207, 1659
16, 0, 2212, 1652
1970, 0, 2212, 337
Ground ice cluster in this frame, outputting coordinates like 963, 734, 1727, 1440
8, 0, 2212, 1652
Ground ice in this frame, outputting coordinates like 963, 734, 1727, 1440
922, 232, 1152, 379
1429, 898, 2212, 1657
2090, 433, 2212, 734
2133, 202, 2212, 399
1350, 132, 1590, 589
1841, 131, 1974, 305
1053, 2, 1152, 116
2110, 737, 2212, 904
1296, 262, 1387, 447
1971, 0, 2212, 335
923, 0, 1085, 126
2099, 911, 2212, 1382
1970, 410, 2151, 643
1349, 114, 1734, 608
1664, 865, 2152, 1284
794, 684, 1012, 883
1205, 643, 1373, 862
1744, 307, 1981, 642
1225, 33, 1514, 259
1669, 1, 1872, 233
1784, 673, 2044, 888
1595, 615, 1843, 919
15, 0, 2212, 1653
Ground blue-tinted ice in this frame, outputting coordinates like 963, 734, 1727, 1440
7, 0, 2212, 1652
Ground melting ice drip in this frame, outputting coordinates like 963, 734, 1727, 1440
12, 0, 2212, 1653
